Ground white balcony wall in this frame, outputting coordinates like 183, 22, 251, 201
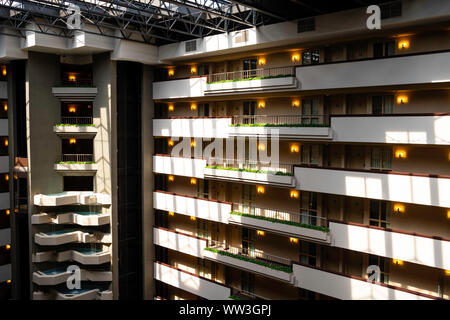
153, 118, 231, 138
0, 227, 10, 246
153, 191, 231, 224
296, 52, 450, 91
0, 81, 7, 99
153, 156, 206, 179
204, 77, 298, 95
0, 264, 11, 283
229, 126, 332, 140
0, 155, 8, 173
0, 192, 10, 210
154, 262, 231, 300
153, 77, 207, 100
153, 228, 208, 258
0, 119, 8, 136
204, 167, 295, 187
293, 264, 433, 300
295, 167, 450, 208
330, 222, 450, 270
331, 115, 450, 145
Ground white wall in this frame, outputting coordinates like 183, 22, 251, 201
153, 118, 232, 138
0, 264, 11, 283
204, 76, 298, 95
0, 227, 10, 246
153, 191, 231, 224
0, 81, 6, 99
296, 52, 450, 91
295, 167, 450, 208
153, 156, 206, 179
332, 115, 450, 145
154, 262, 231, 300
153, 227, 207, 258
0, 192, 10, 210
330, 222, 450, 270
153, 77, 207, 100
229, 126, 332, 140
0, 156, 8, 173
292, 264, 433, 300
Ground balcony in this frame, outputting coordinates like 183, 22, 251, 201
295, 51, 450, 91
54, 117, 97, 138
153, 117, 232, 138
204, 241, 293, 282
33, 288, 112, 300
153, 155, 206, 179
204, 158, 295, 187
32, 248, 111, 265
34, 230, 111, 246
229, 203, 330, 242
153, 227, 208, 258
153, 191, 231, 224
294, 166, 450, 208
153, 76, 207, 100
52, 78, 97, 101
292, 263, 438, 300
229, 115, 332, 140
154, 261, 232, 300
54, 154, 97, 176
34, 192, 111, 206
331, 114, 450, 145
329, 221, 450, 270
32, 211, 110, 226
205, 66, 298, 95
33, 267, 112, 286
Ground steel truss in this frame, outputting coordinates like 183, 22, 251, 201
0, 0, 278, 44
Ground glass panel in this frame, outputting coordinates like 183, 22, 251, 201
302, 52, 311, 65
311, 99, 319, 115
370, 200, 379, 220
383, 96, 394, 114
372, 96, 383, 115
310, 145, 319, 165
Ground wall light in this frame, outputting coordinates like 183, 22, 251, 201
190, 140, 197, 147
168, 175, 175, 182
168, 104, 174, 112
1, 66, 6, 76
190, 103, 197, 111
5, 244, 10, 250
290, 144, 300, 153
3, 102, 7, 112
256, 230, 265, 236
393, 204, 405, 214
14, 208, 18, 213
88, 105, 92, 109
190, 178, 197, 185
289, 237, 298, 244
395, 149, 407, 159
290, 190, 299, 199
190, 66, 197, 74
5, 209, 10, 216
168, 139, 175, 147
168, 69, 175, 77
398, 40, 410, 50
291, 54, 300, 63
3, 138, 7, 147
257, 186, 265, 194
257, 100, 266, 109
291, 99, 301, 108
397, 95, 408, 104
258, 143, 265, 151
258, 57, 266, 66
445, 270, 450, 276
393, 259, 404, 266
4, 174, 8, 181
13, 174, 17, 180
6, 280, 11, 284
168, 211, 175, 216
68, 105, 77, 113
69, 138, 77, 144
68, 73, 77, 82
190, 216, 197, 221
447, 210, 450, 219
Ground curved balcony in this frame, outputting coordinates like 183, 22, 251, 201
33, 267, 112, 286
34, 230, 111, 246
32, 248, 111, 265
32, 211, 110, 226
33, 288, 112, 300
34, 192, 111, 206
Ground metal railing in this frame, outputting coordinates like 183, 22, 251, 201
232, 203, 328, 229
60, 117, 93, 125
207, 240, 292, 267
58, 154, 94, 163
205, 157, 293, 175
60, 78, 94, 87
233, 114, 330, 126
230, 287, 270, 300
208, 66, 295, 83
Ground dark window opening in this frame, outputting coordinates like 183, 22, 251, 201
63, 176, 93, 191
60, 102, 93, 125
380, 1, 402, 19
0, 100, 7, 119
298, 17, 315, 33
0, 137, 8, 156
60, 63, 93, 87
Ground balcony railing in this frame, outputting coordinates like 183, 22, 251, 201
231, 203, 328, 229
60, 78, 94, 87
58, 154, 94, 163
208, 66, 295, 83
207, 240, 292, 268
232, 114, 330, 126
59, 117, 94, 125
205, 158, 293, 175
230, 287, 270, 300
